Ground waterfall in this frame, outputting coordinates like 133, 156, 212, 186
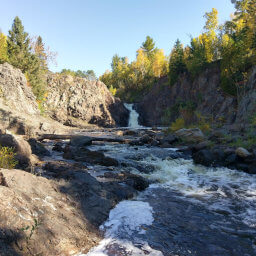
124, 103, 142, 128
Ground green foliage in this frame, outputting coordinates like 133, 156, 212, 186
60, 69, 97, 80
7, 16, 47, 101
229, 136, 256, 149
21, 218, 41, 241
168, 39, 186, 85
0, 146, 18, 169
185, 37, 208, 78
7, 16, 31, 71
141, 36, 156, 56
219, 0, 256, 96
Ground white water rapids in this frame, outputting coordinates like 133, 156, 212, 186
76, 107, 256, 256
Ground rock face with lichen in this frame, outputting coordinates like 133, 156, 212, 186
44, 74, 129, 127
0, 63, 39, 116
0, 63, 69, 135
0, 63, 128, 135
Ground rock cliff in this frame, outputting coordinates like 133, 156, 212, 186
0, 63, 67, 135
0, 63, 128, 135
137, 64, 239, 127
44, 74, 129, 127
137, 64, 256, 130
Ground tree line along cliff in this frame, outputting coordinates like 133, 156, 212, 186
100, 0, 256, 105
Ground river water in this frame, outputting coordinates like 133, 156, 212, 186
80, 104, 256, 256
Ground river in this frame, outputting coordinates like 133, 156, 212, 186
79, 104, 256, 256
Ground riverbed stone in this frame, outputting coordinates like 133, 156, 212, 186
28, 138, 51, 158
192, 149, 214, 167
70, 135, 93, 147
235, 147, 251, 158
63, 146, 119, 166
175, 128, 205, 143
52, 141, 64, 152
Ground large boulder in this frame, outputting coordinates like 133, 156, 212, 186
175, 128, 205, 143
235, 147, 251, 159
0, 134, 32, 169
192, 149, 215, 167
70, 135, 93, 147
28, 138, 51, 158
63, 146, 119, 167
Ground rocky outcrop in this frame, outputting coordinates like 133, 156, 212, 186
0, 168, 101, 256
0, 63, 70, 136
0, 63, 129, 136
137, 63, 250, 127
0, 63, 39, 116
0, 162, 139, 255
44, 74, 129, 127
235, 67, 256, 126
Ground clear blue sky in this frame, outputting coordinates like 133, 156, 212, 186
0, 0, 235, 77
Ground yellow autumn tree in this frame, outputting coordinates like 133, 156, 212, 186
133, 48, 151, 77
203, 8, 219, 62
0, 32, 8, 63
152, 49, 168, 77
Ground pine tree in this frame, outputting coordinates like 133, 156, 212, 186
169, 39, 186, 85
141, 36, 156, 56
7, 16, 32, 72
7, 17, 46, 101
34, 36, 47, 70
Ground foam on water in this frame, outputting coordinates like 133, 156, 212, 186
82, 201, 163, 256
78, 142, 256, 255
135, 155, 256, 227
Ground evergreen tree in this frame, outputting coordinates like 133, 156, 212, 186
7, 17, 46, 101
7, 16, 32, 72
85, 70, 97, 80
141, 36, 156, 56
168, 39, 186, 85
34, 36, 47, 70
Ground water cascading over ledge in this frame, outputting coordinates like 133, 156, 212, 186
124, 103, 143, 128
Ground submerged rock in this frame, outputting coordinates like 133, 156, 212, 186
52, 141, 64, 152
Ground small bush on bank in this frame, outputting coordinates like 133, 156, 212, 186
170, 118, 185, 132
0, 146, 18, 169
168, 111, 211, 134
